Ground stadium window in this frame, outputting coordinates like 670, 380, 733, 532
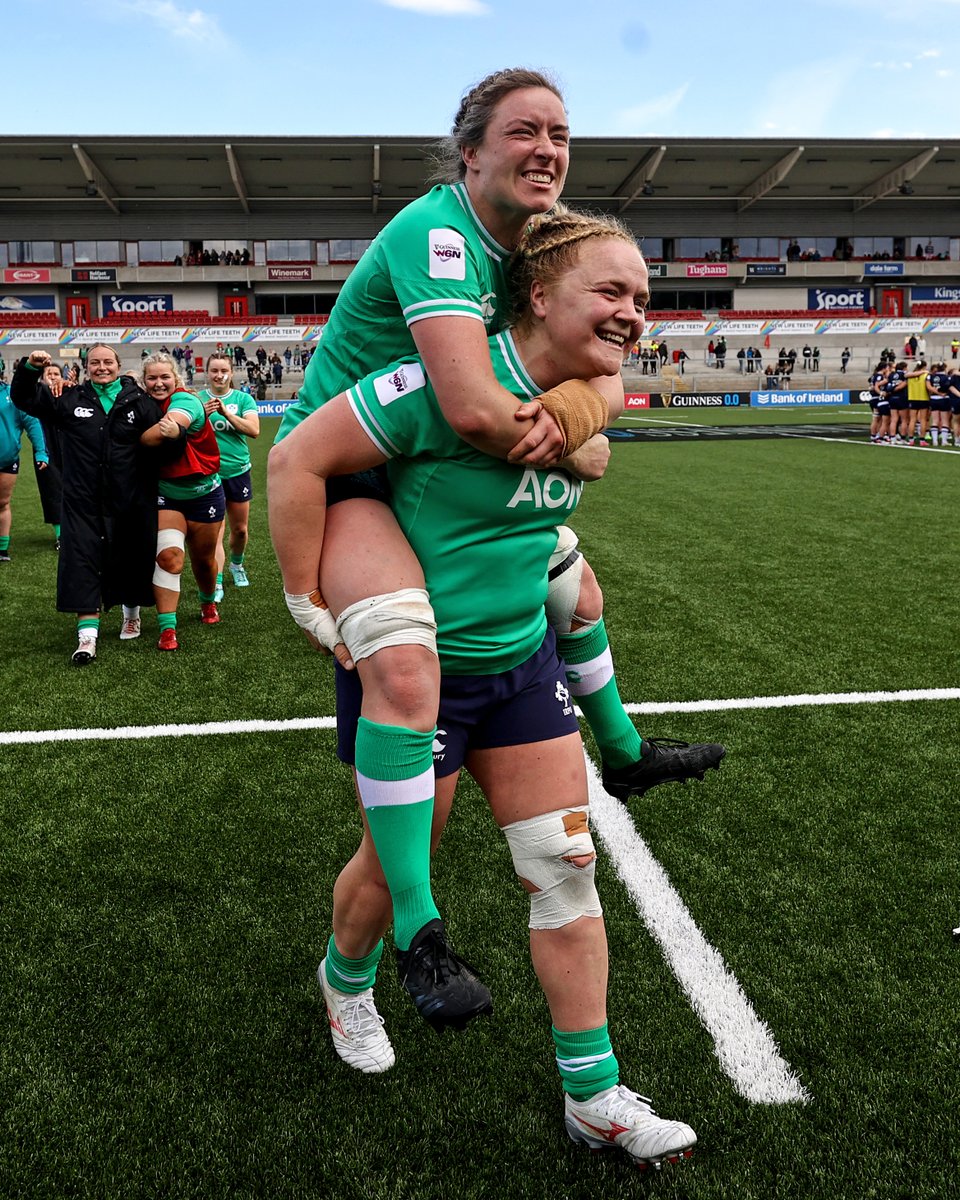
73, 240, 121, 264
852, 236, 895, 258
316, 242, 330, 266
266, 239, 313, 262
908, 235, 949, 258
676, 237, 722, 260
639, 236, 663, 259
0, 244, 7, 268
139, 239, 184, 263
329, 239, 372, 263
736, 237, 779, 258
10, 241, 57, 264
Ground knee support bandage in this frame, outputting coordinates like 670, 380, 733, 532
502, 806, 603, 930
336, 588, 437, 663
153, 527, 185, 591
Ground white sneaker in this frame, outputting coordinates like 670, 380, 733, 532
229, 562, 250, 587
213, 583, 225, 603
119, 616, 141, 640
564, 1084, 696, 1170
71, 636, 97, 666
318, 958, 395, 1074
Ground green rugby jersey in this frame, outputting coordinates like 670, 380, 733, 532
202, 388, 257, 479
346, 331, 583, 674
276, 183, 511, 442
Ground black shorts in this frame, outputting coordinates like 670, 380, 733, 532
157, 484, 226, 523
327, 466, 390, 507
222, 470, 253, 504
0, 459, 19, 475
335, 627, 580, 779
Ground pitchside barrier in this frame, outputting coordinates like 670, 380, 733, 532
624, 391, 859, 409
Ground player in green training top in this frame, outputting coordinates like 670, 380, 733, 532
271, 68, 724, 1037
200, 352, 260, 599
270, 207, 699, 1172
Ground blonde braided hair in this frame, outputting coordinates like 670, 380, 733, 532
508, 205, 644, 330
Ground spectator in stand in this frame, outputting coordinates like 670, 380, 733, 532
707, 338, 715, 365
676, 348, 688, 375
787, 347, 798, 374
657, 340, 668, 366
786, 239, 801, 262
714, 336, 727, 368
11, 346, 176, 662
234, 344, 246, 367
0, 376, 49, 563
951, 338, 959, 361
736, 348, 745, 373
284, 347, 293, 372
256, 346, 267, 369
640, 347, 651, 376
802, 344, 812, 370
241, 248, 250, 265
841, 348, 851, 374
811, 346, 820, 370
745, 347, 755, 374
271, 353, 283, 385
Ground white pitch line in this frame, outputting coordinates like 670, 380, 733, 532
584, 754, 810, 1105
3, 687, 958, 746
620, 686, 960, 715
0, 715, 336, 746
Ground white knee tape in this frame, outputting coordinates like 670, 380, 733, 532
502, 806, 603, 930
154, 527, 185, 591
545, 526, 585, 634
336, 588, 437, 663
157, 528, 186, 553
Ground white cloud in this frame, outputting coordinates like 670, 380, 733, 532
613, 85, 689, 134
113, 0, 226, 45
916, 48, 941, 58
379, 0, 490, 14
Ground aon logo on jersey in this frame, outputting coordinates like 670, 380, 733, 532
506, 468, 582, 511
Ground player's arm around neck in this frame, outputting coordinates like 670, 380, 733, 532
412, 316, 565, 466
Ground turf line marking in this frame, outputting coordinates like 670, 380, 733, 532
4, 687, 958, 746
780, 434, 958, 453
0, 716, 337, 746
584, 754, 810, 1105
620, 686, 960, 715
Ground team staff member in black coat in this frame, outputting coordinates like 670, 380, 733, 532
12, 345, 184, 665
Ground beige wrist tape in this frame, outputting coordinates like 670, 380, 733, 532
536, 380, 609, 456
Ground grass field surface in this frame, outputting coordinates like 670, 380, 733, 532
1, 408, 958, 1199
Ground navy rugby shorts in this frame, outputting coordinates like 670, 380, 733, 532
157, 484, 226, 523
335, 627, 581, 779
222, 469, 253, 503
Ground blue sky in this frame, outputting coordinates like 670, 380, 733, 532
8, 0, 960, 138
